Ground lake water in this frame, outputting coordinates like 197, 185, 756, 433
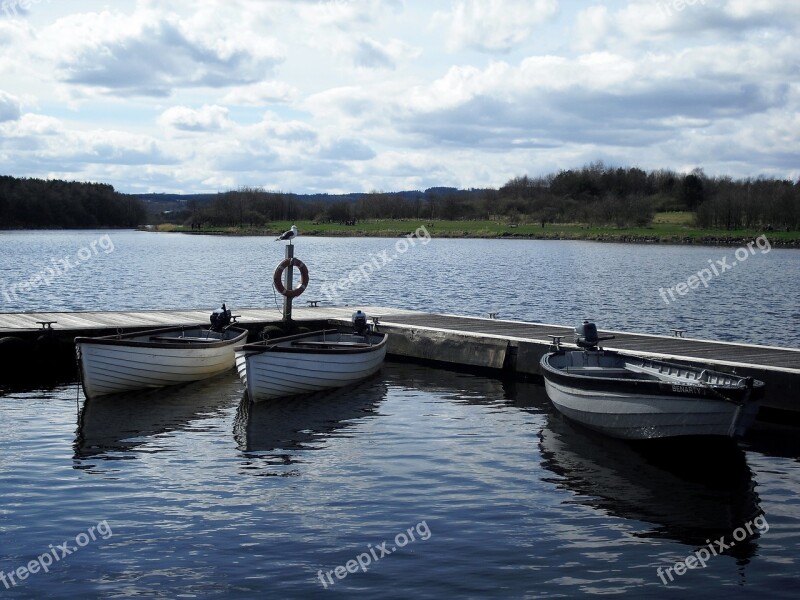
0, 230, 798, 346
1, 231, 799, 598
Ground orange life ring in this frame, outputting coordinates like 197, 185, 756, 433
273, 258, 309, 298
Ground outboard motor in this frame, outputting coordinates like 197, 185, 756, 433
575, 320, 614, 350
210, 303, 232, 331
352, 310, 369, 336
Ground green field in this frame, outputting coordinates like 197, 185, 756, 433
155, 212, 799, 245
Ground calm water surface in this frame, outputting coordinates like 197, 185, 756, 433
1, 231, 799, 598
0, 230, 798, 346
1, 364, 799, 598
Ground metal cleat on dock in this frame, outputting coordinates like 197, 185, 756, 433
548, 335, 564, 350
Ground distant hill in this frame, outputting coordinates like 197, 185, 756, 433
129, 187, 469, 207
127, 186, 492, 226
133, 193, 218, 204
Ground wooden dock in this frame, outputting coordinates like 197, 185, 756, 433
0, 306, 413, 332
1, 306, 797, 414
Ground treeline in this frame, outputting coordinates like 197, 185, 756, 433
172, 186, 480, 227
5, 165, 798, 231
695, 177, 798, 229
495, 163, 799, 229
179, 163, 798, 230
194, 187, 302, 225
0, 176, 145, 228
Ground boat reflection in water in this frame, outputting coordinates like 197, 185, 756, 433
382, 363, 548, 414
540, 412, 763, 561
741, 420, 800, 462
233, 375, 387, 473
74, 372, 242, 466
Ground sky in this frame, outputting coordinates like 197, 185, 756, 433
0, 0, 798, 195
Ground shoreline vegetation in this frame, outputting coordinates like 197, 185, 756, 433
3, 163, 798, 247
144, 213, 800, 247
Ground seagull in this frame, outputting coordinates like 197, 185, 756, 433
276, 224, 298, 244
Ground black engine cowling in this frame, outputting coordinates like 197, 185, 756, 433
575, 320, 614, 349
352, 310, 368, 336
210, 304, 232, 331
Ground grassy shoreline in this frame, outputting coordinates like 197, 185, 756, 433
147, 214, 800, 247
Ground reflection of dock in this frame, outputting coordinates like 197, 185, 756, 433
1, 306, 798, 412
540, 413, 762, 556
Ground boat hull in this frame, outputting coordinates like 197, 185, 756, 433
540, 350, 762, 440
236, 330, 387, 402
76, 326, 248, 399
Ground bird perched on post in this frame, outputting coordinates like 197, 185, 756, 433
276, 224, 298, 244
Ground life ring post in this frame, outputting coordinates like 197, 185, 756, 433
273, 243, 310, 321
283, 243, 294, 321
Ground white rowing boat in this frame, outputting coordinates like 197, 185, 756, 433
540, 321, 764, 440
236, 313, 387, 402
76, 311, 248, 399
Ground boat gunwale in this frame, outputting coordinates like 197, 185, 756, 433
540, 350, 765, 403
75, 325, 249, 349
239, 329, 387, 356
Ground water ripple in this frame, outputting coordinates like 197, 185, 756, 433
0, 362, 798, 597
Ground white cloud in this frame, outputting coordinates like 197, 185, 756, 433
573, 6, 613, 52
304, 84, 391, 126
252, 115, 318, 144
221, 82, 297, 106
393, 37, 796, 169
576, 0, 800, 53
159, 105, 231, 132
38, 9, 284, 97
349, 37, 421, 70
436, 0, 559, 53
722, 0, 800, 21
0, 114, 174, 179
70, 130, 175, 166
0, 114, 65, 157
318, 138, 376, 161
0, 0, 797, 192
0, 90, 20, 121
295, 0, 401, 30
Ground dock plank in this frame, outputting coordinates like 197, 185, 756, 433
0, 306, 413, 331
